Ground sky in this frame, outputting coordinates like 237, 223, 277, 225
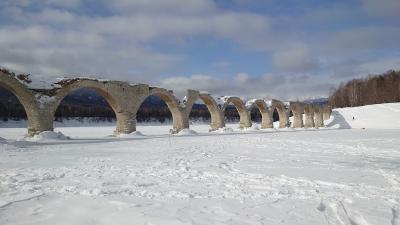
0, 0, 399, 100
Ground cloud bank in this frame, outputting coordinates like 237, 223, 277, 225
0, 0, 399, 100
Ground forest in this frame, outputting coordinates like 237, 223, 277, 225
329, 70, 400, 108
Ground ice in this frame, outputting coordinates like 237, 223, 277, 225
25, 131, 70, 141
115, 131, 145, 138
175, 128, 198, 136
0, 136, 7, 144
0, 103, 399, 224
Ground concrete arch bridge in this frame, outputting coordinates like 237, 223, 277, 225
0, 70, 332, 136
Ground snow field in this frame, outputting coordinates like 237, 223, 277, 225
0, 103, 400, 224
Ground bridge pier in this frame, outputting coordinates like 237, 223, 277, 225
115, 111, 137, 134
289, 102, 304, 128
322, 106, 332, 121
199, 93, 225, 131
25, 94, 58, 136
314, 105, 324, 128
27, 109, 55, 136
271, 99, 289, 128
304, 105, 315, 128
221, 96, 252, 129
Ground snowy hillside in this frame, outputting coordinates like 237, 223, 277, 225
326, 102, 400, 129
0, 103, 399, 225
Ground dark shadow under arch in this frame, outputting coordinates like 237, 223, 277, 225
0, 87, 27, 124
54, 88, 116, 123
136, 95, 172, 124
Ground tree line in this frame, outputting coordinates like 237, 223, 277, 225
329, 70, 400, 108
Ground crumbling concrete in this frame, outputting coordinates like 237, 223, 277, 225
322, 105, 332, 121
271, 99, 289, 128
198, 93, 225, 131
304, 104, 315, 128
289, 102, 304, 128
220, 96, 252, 129
0, 70, 333, 136
314, 105, 324, 128
246, 99, 273, 129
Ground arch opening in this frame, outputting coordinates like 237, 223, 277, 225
187, 94, 225, 132
250, 107, 262, 123
248, 100, 273, 129
224, 104, 240, 124
272, 108, 280, 128
189, 103, 210, 124
271, 105, 288, 128
222, 97, 251, 128
53, 88, 117, 137
54, 88, 116, 123
0, 86, 27, 131
137, 95, 172, 124
136, 88, 183, 134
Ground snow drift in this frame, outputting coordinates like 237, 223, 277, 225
327, 102, 400, 129
25, 131, 70, 141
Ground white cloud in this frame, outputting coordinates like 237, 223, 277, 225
0, 0, 399, 101
157, 73, 332, 101
83, 12, 270, 44
234, 73, 249, 83
108, 0, 216, 15
361, 0, 400, 17
326, 26, 400, 54
272, 44, 319, 72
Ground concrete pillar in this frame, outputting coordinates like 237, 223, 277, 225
223, 97, 251, 129
322, 105, 332, 121
304, 105, 315, 128
114, 111, 136, 134
314, 105, 324, 128
114, 83, 149, 135
181, 89, 200, 130
148, 88, 200, 134
289, 102, 304, 128
271, 99, 289, 128
26, 94, 58, 136
26, 108, 55, 135
247, 100, 273, 129
199, 93, 225, 131
239, 111, 252, 128
260, 112, 273, 128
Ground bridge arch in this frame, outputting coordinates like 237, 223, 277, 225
246, 99, 273, 128
54, 79, 122, 112
271, 99, 289, 128
146, 87, 185, 133
197, 93, 225, 130
0, 70, 57, 135
221, 96, 251, 128
0, 71, 32, 113
53, 79, 149, 134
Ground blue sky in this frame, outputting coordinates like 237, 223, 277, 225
0, 0, 399, 100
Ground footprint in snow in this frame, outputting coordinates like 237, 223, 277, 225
317, 200, 371, 225
392, 206, 400, 225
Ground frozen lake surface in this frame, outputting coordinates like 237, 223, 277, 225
1, 103, 400, 225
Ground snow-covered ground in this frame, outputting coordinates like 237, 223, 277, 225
1, 103, 400, 225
